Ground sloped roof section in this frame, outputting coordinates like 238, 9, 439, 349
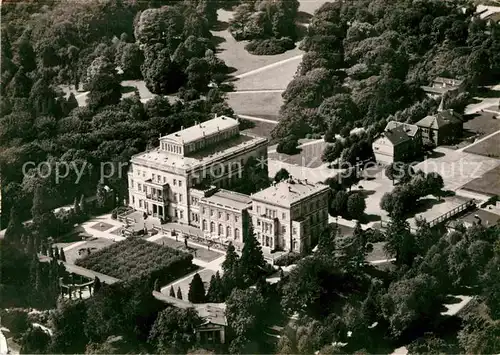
384, 125, 411, 145
416, 109, 462, 129
385, 121, 419, 138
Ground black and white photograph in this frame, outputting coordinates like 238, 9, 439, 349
0, 0, 499, 353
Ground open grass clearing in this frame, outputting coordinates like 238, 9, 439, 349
462, 164, 500, 197
268, 140, 328, 169
228, 91, 283, 118
464, 131, 500, 158
464, 111, 500, 137
242, 121, 277, 141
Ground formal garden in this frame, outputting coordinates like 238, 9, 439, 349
75, 238, 196, 285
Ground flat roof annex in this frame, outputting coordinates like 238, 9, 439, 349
161, 115, 239, 145
251, 179, 329, 208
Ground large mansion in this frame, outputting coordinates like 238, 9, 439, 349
128, 115, 268, 224
127, 115, 329, 253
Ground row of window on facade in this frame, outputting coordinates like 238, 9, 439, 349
202, 207, 240, 223
162, 142, 182, 154
132, 181, 186, 203
133, 172, 183, 187
256, 220, 295, 236
254, 199, 326, 221
202, 220, 241, 240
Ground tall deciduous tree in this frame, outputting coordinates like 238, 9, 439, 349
148, 307, 202, 354
384, 216, 415, 266
86, 60, 121, 110
380, 274, 440, 338
347, 192, 366, 220
226, 288, 266, 354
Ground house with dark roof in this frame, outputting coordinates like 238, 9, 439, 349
415, 107, 462, 146
372, 121, 421, 164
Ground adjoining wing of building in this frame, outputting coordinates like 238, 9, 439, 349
128, 115, 330, 254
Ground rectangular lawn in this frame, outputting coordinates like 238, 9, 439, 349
464, 131, 500, 158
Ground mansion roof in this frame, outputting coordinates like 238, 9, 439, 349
251, 178, 329, 208
416, 109, 462, 130
200, 189, 252, 211
161, 115, 239, 145
131, 134, 267, 174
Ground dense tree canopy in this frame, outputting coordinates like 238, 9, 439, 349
273, 0, 498, 140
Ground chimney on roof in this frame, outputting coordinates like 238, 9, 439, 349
305, 178, 308, 185
214, 113, 218, 119
288, 186, 292, 192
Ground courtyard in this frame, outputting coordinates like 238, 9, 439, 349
415, 147, 500, 191
56, 238, 115, 265
152, 237, 223, 263
268, 140, 330, 169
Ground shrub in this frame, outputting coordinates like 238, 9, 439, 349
245, 38, 295, 55
481, 195, 499, 208
276, 134, 299, 155
274, 252, 301, 266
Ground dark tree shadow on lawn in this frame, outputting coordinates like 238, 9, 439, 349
361, 214, 381, 224
462, 112, 481, 122
218, 81, 236, 92
121, 86, 136, 94
213, 20, 229, 31
296, 11, 313, 24
409, 197, 445, 215
211, 35, 226, 47
295, 23, 309, 42
475, 87, 500, 98
421, 149, 446, 160
441, 190, 456, 197
355, 189, 376, 197
443, 295, 463, 305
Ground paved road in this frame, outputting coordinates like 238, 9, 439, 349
230, 89, 284, 94
238, 114, 279, 124
235, 54, 303, 80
